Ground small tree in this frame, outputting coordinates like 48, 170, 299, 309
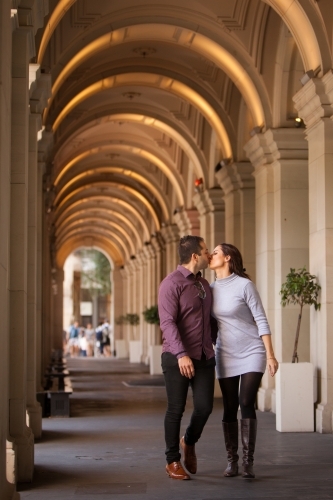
280, 267, 321, 363
142, 305, 160, 325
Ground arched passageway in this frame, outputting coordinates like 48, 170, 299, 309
1, 1, 333, 498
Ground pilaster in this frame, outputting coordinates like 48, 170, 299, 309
293, 70, 333, 433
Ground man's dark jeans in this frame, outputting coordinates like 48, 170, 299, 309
162, 351, 216, 464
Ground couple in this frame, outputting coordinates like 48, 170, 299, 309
158, 235, 279, 481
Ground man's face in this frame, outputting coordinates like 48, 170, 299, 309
196, 241, 210, 270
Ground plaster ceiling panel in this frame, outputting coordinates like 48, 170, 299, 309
76, 120, 167, 144
55, 85, 190, 136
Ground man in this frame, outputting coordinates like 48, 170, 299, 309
67, 320, 80, 357
158, 235, 216, 480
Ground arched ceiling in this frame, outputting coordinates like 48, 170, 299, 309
38, 0, 331, 267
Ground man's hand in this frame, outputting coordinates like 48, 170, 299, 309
178, 356, 195, 378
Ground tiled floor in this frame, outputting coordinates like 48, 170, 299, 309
18, 357, 333, 500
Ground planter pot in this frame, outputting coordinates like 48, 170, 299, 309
129, 340, 142, 363
276, 362, 314, 432
149, 345, 162, 375
115, 339, 128, 359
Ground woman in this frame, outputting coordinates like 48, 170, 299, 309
209, 243, 279, 479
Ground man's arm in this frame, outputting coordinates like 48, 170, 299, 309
158, 279, 195, 378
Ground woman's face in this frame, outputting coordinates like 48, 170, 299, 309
209, 246, 230, 270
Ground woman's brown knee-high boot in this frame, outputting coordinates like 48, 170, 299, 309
222, 421, 239, 477
241, 418, 257, 478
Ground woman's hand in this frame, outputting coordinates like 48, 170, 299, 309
261, 334, 279, 377
267, 357, 279, 377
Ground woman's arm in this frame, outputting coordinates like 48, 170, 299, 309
261, 334, 279, 377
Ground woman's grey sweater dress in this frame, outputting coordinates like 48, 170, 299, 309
211, 274, 271, 378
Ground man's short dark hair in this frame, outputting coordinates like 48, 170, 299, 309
178, 235, 204, 264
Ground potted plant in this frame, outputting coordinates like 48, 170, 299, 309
142, 305, 162, 375
142, 305, 160, 325
276, 267, 321, 432
280, 267, 321, 363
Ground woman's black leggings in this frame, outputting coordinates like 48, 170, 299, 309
218, 372, 263, 422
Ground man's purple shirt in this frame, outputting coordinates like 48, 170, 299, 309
158, 265, 215, 360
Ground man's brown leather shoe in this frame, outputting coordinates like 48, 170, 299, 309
165, 461, 190, 480
180, 436, 197, 474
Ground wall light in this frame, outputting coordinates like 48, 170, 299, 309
215, 157, 232, 173
194, 177, 204, 193
294, 117, 304, 128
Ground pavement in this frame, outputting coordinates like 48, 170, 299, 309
18, 357, 333, 500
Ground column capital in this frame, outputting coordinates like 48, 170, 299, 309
160, 223, 179, 243
17, 0, 49, 35
244, 128, 308, 173
143, 243, 155, 261
215, 162, 254, 196
293, 70, 333, 129
173, 208, 200, 236
151, 233, 164, 254
193, 187, 224, 215
136, 250, 147, 267
29, 66, 52, 114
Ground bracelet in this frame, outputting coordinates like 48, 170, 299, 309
267, 357, 276, 360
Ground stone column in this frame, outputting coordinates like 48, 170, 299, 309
0, 2, 19, 498
51, 268, 65, 352
36, 132, 52, 390
244, 129, 309, 412
193, 187, 225, 283
215, 164, 255, 279
41, 197, 53, 377
113, 267, 124, 343
160, 224, 179, 275
136, 251, 147, 362
26, 111, 42, 439
174, 208, 200, 236
151, 234, 163, 344
120, 266, 130, 345
25, 66, 51, 438
294, 70, 333, 433
8, 24, 35, 484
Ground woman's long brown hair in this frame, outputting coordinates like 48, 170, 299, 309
219, 243, 251, 280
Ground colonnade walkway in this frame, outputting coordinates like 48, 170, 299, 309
19, 358, 333, 500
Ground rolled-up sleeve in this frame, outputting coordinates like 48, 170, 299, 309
158, 278, 187, 358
